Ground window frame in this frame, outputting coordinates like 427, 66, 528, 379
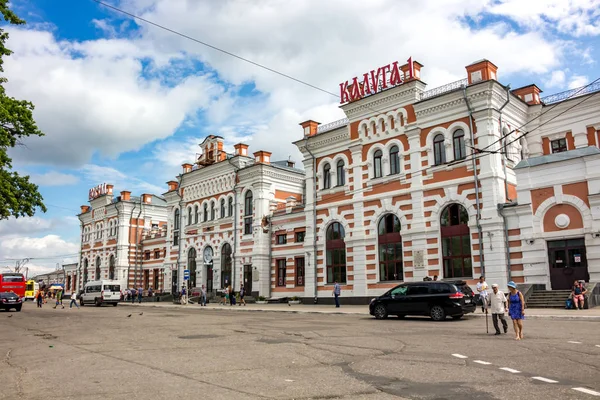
276, 259, 286, 287
389, 145, 400, 175
433, 134, 446, 165
323, 163, 331, 189
276, 234, 287, 245
244, 191, 253, 235
326, 222, 346, 284
336, 160, 345, 186
551, 138, 567, 153
373, 149, 383, 178
453, 129, 466, 160
220, 199, 225, 218
440, 203, 472, 279
203, 203, 208, 222
378, 214, 403, 282
295, 231, 305, 243
295, 257, 305, 286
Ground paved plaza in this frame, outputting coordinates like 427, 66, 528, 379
1, 302, 599, 399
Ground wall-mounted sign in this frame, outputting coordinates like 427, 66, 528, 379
88, 183, 107, 201
339, 57, 414, 104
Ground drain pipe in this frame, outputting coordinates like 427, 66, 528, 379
498, 204, 512, 283
267, 216, 273, 299
304, 137, 318, 303
133, 197, 143, 287
462, 86, 485, 276
499, 85, 511, 202
113, 201, 120, 281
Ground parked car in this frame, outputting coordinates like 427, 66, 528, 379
80, 280, 121, 307
369, 280, 476, 321
0, 291, 23, 312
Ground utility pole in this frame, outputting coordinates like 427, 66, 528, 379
14, 258, 30, 274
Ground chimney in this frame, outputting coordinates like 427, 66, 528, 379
106, 184, 114, 196
400, 59, 423, 81
142, 194, 152, 204
167, 181, 178, 192
80, 205, 90, 214
512, 84, 543, 105
182, 163, 193, 173
120, 191, 131, 201
285, 196, 298, 213
299, 120, 320, 137
234, 143, 249, 156
466, 59, 498, 85
254, 150, 272, 165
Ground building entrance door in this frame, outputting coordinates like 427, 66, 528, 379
205, 262, 213, 293
171, 269, 178, 294
243, 265, 253, 295
548, 238, 589, 290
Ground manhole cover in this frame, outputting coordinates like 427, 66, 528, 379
178, 334, 218, 340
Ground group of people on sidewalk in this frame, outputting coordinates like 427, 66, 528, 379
477, 276, 526, 340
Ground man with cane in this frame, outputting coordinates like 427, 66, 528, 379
488, 284, 508, 335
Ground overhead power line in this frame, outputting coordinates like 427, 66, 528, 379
91, 0, 339, 98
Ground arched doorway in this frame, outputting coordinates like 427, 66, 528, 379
378, 214, 403, 281
203, 246, 214, 292
188, 248, 197, 289
221, 243, 232, 288
83, 258, 88, 283
440, 203, 472, 278
95, 256, 101, 280
109, 255, 115, 280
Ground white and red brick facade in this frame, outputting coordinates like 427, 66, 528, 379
77, 59, 600, 301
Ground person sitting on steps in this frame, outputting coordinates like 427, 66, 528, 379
571, 280, 587, 310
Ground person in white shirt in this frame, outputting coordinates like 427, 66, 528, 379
69, 292, 80, 309
488, 283, 508, 335
476, 275, 489, 313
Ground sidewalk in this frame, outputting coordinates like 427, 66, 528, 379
119, 302, 600, 320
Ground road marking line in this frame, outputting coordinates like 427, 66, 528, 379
595, 345, 600, 348
568, 341, 582, 344
452, 354, 468, 359
474, 360, 491, 365
572, 387, 600, 396
532, 377, 558, 383
499, 367, 521, 374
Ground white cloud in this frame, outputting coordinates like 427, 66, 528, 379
29, 171, 79, 186
568, 74, 589, 89
80, 164, 164, 194
545, 70, 567, 88
4, 28, 225, 167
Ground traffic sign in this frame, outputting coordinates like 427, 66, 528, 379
183, 269, 190, 280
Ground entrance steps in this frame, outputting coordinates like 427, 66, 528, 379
527, 289, 571, 308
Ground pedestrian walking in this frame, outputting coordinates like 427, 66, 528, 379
36, 289, 43, 308
53, 289, 64, 309
476, 275, 489, 313
488, 284, 508, 335
69, 291, 80, 309
131, 289, 136, 304
137, 287, 143, 304
200, 285, 207, 306
507, 281, 525, 340
239, 284, 246, 306
180, 285, 187, 305
332, 281, 341, 308
230, 286, 236, 306
223, 286, 230, 306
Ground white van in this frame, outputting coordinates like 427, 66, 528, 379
81, 280, 121, 307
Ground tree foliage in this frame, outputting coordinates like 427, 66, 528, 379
0, 1, 46, 220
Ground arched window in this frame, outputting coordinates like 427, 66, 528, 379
187, 207, 192, 226
453, 129, 466, 160
109, 255, 115, 280
173, 209, 180, 246
194, 205, 199, 224
221, 243, 232, 288
433, 134, 446, 165
83, 258, 89, 283
323, 163, 331, 189
441, 203, 471, 278
210, 201, 216, 220
188, 248, 197, 289
326, 222, 346, 283
389, 145, 400, 175
203, 203, 208, 222
244, 191, 253, 234
220, 199, 225, 218
228, 197, 234, 217
373, 149, 383, 178
378, 214, 403, 281
95, 256, 101, 280
336, 160, 345, 186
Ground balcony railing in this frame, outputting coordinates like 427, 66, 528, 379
317, 118, 349, 134
419, 78, 468, 101
541, 80, 600, 104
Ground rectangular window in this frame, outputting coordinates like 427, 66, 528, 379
173, 231, 179, 247
244, 217, 252, 235
276, 234, 287, 245
551, 138, 567, 153
277, 259, 286, 287
295, 257, 305, 286
326, 248, 346, 284
295, 231, 305, 243
153, 269, 159, 290
144, 251, 151, 261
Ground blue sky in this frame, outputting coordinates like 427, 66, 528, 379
1, 0, 599, 274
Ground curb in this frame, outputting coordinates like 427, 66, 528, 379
118, 303, 600, 320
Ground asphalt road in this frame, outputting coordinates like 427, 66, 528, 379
1, 302, 599, 400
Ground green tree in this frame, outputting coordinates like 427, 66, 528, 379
0, 1, 46, 219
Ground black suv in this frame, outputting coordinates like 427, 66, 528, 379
0, 292, 22, 312
369, 280, 475, 321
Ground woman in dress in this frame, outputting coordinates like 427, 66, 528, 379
507, 281, 525, 340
